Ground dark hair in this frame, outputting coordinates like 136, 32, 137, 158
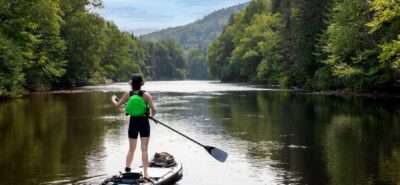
131, 74, 143, 90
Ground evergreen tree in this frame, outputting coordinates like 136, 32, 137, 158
187, 47, 209, 79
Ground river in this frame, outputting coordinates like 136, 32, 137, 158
0, 81, 399, 184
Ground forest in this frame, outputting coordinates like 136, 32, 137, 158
0, 0, 187, 97
2, 0, 399, 97
207, 0, 400, 92
143, 3, 247, 80
144, 3, 247, 50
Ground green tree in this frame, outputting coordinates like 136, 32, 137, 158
293, 0, 331, 87
367, 0, 400, 88
315, 0, 391, 91
142, 40, 187, 80
207, 0, 268, 81
187, 47, 209, 79
206, 23, 236, 80
0, 33, 25, 96
231, 13, 281, 82
0, 0, 66, 90
60, 12, 107, 86
255, 13, 284, 84
112, 33, 146, 82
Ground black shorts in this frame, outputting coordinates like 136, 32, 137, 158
128, 116, 150, 139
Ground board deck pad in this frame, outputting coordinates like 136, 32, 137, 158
101, 160, 183, 185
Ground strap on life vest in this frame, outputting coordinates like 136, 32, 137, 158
129, 90, 144, 97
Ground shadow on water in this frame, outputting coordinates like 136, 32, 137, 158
0, 82, 400, 185
0, 92, 116, 184
206, 91, 400, 185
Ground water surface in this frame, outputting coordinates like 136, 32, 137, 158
0, 81, 399, 184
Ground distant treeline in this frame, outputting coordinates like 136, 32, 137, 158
143, 3, 248, 80
143, 3, 247, 50
0, 0, 186, 97
207, 0, 400, 92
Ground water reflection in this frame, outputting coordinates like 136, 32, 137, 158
207, 91, 400, 184
0, 81, 399, 185
0, 93, 113, 184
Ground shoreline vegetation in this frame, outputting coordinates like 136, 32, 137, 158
1, 0, 399, 98
0, 0, 188, 98
24, 81, 400, 99
207, 0, 400, 94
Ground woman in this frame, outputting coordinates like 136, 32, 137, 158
111, 74, 156, 178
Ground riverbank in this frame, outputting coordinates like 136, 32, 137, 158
299, 89, 400, 98
35, 85, 400, 98
7, 81, 400, 99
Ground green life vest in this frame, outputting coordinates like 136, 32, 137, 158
125, 90, 148, 116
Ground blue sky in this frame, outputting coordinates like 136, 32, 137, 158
94, 0, 249, 35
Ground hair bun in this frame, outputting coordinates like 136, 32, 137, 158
131, 74, 143, 90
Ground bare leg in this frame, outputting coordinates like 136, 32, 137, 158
126, 139, 137, 169
141, 137, 150, 178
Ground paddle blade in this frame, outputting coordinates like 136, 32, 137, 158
204, 146, 228, 162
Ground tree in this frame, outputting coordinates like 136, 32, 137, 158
0, 33, 25, 96
367, 0, 400, 89
142, 40, 187, 80
315, 0, 391, 91
187, 47, 209, 79
0, 0, 66, 90
60, 12, 108, 86
207, 0, 269, 82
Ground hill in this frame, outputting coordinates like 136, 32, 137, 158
142, 3, 247, 50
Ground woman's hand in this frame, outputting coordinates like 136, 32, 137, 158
111, 95, 117, 102
150, 110, 156, 118
111, 95, 119, 106
111, 92, 129, 107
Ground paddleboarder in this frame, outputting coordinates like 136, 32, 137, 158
111, 74, 156, 178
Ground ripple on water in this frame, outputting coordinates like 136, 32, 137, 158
41, 179, 71, 185
98, 115, 127, 122
246, 114, 265, 118
288, 144, 308, 149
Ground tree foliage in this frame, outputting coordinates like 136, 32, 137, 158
0, 0, 188, 97
207, 0, 400, 93
143, 4, 247, 80
208, 0, 284, 83
0, 0, 66, 90
187, 47, 209, 79
141, 40, 187, 80
0, 33, 25, 96
367, 0, 400, 87
143, 3, 247, 50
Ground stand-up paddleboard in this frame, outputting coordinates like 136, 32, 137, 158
102, 152, 183, 185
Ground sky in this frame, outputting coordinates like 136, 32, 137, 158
94, 0, 250, 35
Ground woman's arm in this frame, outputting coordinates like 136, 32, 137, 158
111, 92, 129, 107
143, 92, 156, 117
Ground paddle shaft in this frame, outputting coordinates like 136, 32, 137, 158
149, 117, 205, 148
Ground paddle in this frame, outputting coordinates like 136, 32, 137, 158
148, 117, 228, 162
